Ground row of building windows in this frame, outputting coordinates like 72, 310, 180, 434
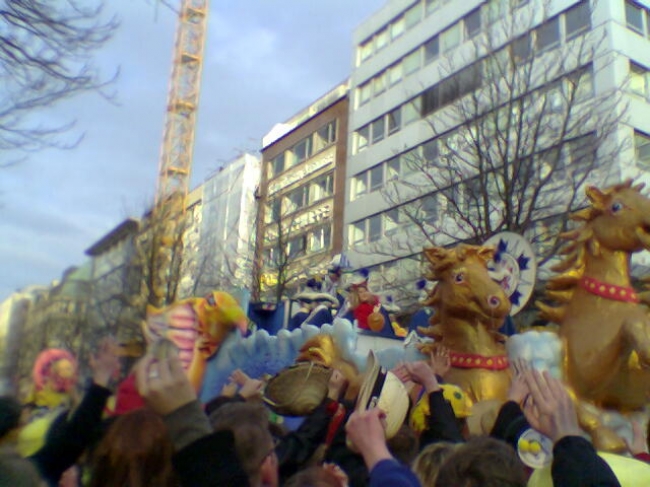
356, 0, 538, 68
636, 130, 650, 167
263, 224, 332, 262
353, 2, 591, 154
349, 129, 596, 240
356, 6, 482, 108
265, 172, 334, 223
626, 0, 650, 37
365, 256, 422, 294
267, 120, 337, 180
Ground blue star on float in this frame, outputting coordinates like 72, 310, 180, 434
517, 254, 530, 271
510, 289, 523, 305
494, 239, 508, 263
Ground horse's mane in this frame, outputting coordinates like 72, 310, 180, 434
537, 180, 642, 323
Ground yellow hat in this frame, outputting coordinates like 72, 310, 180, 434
527, 451, 650, 486
409, 384, 473, 434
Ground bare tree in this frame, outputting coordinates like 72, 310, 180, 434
372, 1, 625, 269
254, 196, 332, 303
0, 0, 117, 163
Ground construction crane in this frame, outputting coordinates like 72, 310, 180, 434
149, 0, 209, 307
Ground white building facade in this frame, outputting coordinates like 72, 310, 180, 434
344, 0, 650, 306
195, 153, 261, 295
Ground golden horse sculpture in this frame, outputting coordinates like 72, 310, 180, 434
144, 291, 248, 390
537, 181, 650, 450
418, 245, 512, 403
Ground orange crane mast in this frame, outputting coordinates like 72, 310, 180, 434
150, 0, 209, 306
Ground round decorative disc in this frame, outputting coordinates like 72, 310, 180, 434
485, 232, 537, 316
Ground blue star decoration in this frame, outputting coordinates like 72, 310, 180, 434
510, 289, 522, 305
517, 254, 530, 271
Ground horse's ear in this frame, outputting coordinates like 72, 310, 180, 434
423, 246, 453, 276
476, 246, 495, 264
634, 182, 646, 193
585, 185, 608, 209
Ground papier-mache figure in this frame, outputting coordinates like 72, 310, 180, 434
289, 277, 338, 330
323, 254, 350, 308
342, 269, 395, 337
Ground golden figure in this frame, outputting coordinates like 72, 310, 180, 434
537, 180, 650, 451
418, 245, 512, 402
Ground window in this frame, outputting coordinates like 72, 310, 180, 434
352, 172, 368, 199
486, 0, 509, 25
439, 77, 460, 106
536, 18, 560, 52
426, 0, 441, 14
310, 225, 331, 252
359, 82, 372, 106
265, 199, 281, 224
544, 81, 564, 112
391, 16, 405, 39
387, 107, 402, 135
370, 165, 384, 192
440, 23, 461, 52
404, 2, 423, 29
371, 117, 386, 144
630, 62, 649, 98
420, 194, 438, 223
567, 67, 593, 101
512, 34, 532, 61
458, 64, 481, 95
384, 209, 400, 235
368, 215, 382, 242
565, 1, 590, 39
422, 139, 438, 166
292, 138, 311, 165
270, 153, 285, 178
287, 235, 306, 259
400, 147, 421, 175
313, 120, 336, 151
386, 157, 400, 181
350, 221, 366, 245
403, 49, 421, 75
635, 131, 650, 167
424, 36, 440, 64
358, 39, 373, 64
375, 28, 389, 51
422, 85, 439, 116
403, 97, 421, 124
309, 173, 333, 203
465, 9, 481, 39
374, 72, 387, 95
356, 125, 370, 153
388, 62, 403, 86
626, 1, 645, 34
284, 186, 308, 214
566, 134, 595, 176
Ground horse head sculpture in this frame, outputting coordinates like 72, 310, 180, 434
419, 244, 511, 402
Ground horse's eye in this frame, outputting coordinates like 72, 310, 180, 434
454, 273, 464, 283
611, 201, 623, 213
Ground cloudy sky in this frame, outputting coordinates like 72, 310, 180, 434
0, 0, 387, 300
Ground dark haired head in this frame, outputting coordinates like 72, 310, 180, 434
0, 396, 23, 439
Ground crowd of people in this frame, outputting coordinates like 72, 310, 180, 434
1, 332, 648, 487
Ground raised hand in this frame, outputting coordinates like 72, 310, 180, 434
230, 369, 263, 399
136, 353, 197, 416
430, 346, 451, 379
345, 408, 391, 470
404, 360, 441, 394
220, 380, 238, 398
89, 337, 121, 387
507, 358, 530, 403
522, 369, 582, 443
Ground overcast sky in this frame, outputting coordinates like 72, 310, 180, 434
0, 0, 387, 301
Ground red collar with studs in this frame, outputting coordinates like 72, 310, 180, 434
449, 351, 509, 371
579, 276, 639, 304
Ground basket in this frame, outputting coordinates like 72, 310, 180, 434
263, 362, 332, 416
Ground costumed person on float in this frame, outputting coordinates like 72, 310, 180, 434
342, 269, 395, 337
383, 295, 408, 338
408, 279, 436, 334
323, 254, 349, 309
289, 277, 338, 329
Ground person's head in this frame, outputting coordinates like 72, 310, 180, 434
0, 396, 23, 441
328, 267, 342, 283
0, 453, 45, 487
210, 402, 278, 487
284, 466, 342, 487
435, 436, 526, 487
412, 442, 460, 486
387, 424, 419, 465
89, 408, 176, 487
